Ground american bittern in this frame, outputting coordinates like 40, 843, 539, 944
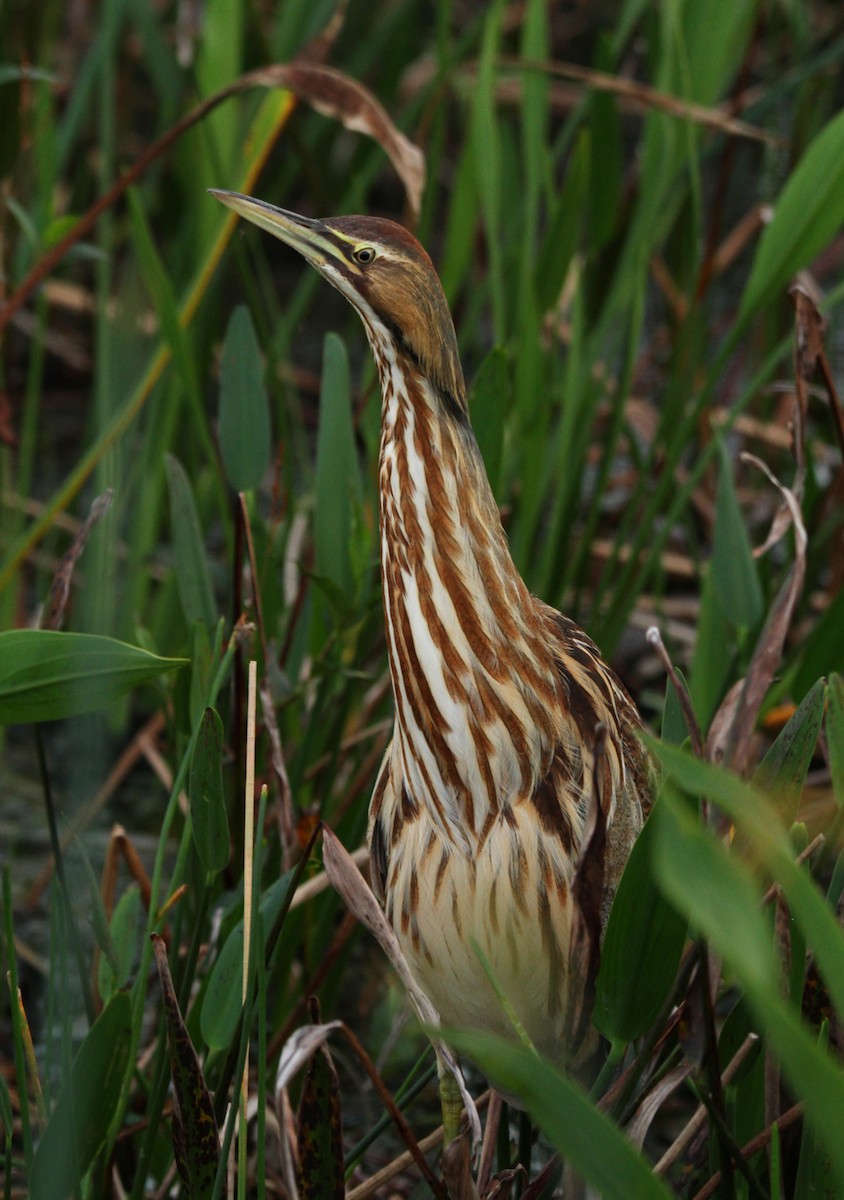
212, 188, 651, 1121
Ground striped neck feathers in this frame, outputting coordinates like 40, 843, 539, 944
375, 342, 562, 840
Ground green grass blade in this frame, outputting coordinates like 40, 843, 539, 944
0, 90, 295, 594
740, 104, 844, 321
470, 0, 506, 340
648, 738, 844, 1017
189, 706, 231, 876
469, 346, 510, 498
218, 304, 272, 492
164, 453, 218, 632
753, 677, 826, 823
313, 333, 363, 601
712, 440, 764, 629
653, 791, 844, 1195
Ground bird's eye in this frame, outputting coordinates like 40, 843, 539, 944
353, 245, 377, 265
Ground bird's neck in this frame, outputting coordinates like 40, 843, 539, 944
376, 352, 561, 844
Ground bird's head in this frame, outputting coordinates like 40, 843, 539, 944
210, 189, 466, 416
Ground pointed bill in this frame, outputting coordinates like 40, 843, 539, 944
209, 188, 337, 268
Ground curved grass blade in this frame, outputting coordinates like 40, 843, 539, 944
739, 107, 844, 321
652, 792, 844, 1194
444, 1029, 674, 1200
648, 737, 844, 1017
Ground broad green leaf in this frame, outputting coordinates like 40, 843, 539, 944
469, 347, 510, 497
794, 1050, 837, 1200
653, 789, 844, 1195
296, 1040, 344, 1200
201, 871, 295, 1049
218, 304, 272, 493
711, 441, 763, 628
313, 333, 362, 599
97, 885, 142, 1005
188, 619, 215, 734
754, 677, 825, 823
739, 108, 844, 321
189, 707, 230, 875
0, 630, 186, 724
595, 799, 687, 1044
652, 789, 777, 990
164, 453, 217, 631
30, 993, 133, 1200
152, 935, 219, 1199
445, 1030, 674, 1200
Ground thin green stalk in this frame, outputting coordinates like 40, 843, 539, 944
2, 869, 33, 1172
345, 1054, 438, 1172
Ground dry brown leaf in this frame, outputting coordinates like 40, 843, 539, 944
496, 57, 782, 146
706, 677, 746, 766
626, 1063, 693, 1150
707, 452, 807, 773
441, 1132, 480, 1200
275, 1021, 344, 1094
247, 64, 425, 221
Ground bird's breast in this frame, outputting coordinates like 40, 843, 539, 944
378, 793, 587, 1064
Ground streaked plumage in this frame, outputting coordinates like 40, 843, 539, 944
212, 189, 651, 1071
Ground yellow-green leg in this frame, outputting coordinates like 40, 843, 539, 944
439, 1068, 463, 1145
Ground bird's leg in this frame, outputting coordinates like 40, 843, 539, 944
439, 1064, 463, 1146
